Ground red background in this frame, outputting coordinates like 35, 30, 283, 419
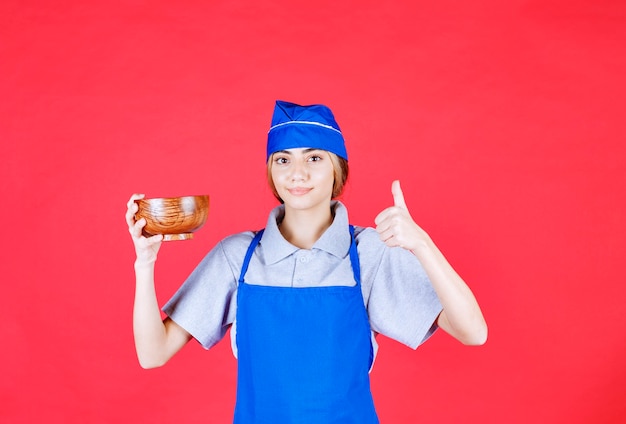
2, 1, 625, 422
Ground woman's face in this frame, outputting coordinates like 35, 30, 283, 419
270, 148, 335, 212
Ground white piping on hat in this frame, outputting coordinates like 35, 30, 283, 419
268, 120, 342, 135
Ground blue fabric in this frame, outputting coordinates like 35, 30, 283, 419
266, 100, 348, 161
234, 226, 378, 423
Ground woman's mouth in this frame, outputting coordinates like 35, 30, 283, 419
287, 187, 312, 196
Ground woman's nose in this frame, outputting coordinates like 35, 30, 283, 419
290, 161, 307, 181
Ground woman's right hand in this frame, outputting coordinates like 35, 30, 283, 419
126, 194, 163, 265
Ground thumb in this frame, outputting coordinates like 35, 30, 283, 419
391, 180, 407, 209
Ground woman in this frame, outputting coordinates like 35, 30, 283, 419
126, 100, 487, 423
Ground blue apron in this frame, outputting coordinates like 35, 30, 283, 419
234, 226, 379, 423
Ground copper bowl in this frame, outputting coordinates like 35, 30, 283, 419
134, 195, 209, 241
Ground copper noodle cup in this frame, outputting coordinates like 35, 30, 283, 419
134, 195, 209, 241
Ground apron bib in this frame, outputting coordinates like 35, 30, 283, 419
234, 226, 379, 424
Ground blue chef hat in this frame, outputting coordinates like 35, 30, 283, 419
267, 100, 348, 161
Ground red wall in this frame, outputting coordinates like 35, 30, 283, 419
2, 1, 625, 422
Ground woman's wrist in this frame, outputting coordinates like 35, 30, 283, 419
409, 233, 434, 258
134, 258, 156, 271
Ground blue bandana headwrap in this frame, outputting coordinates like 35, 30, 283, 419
266, 100, 348, 161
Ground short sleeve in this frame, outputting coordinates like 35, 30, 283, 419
357, 228, 443, 349
162, 233, 252, 349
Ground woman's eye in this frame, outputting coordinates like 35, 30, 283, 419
275, 157, 289, 164
308, 155, 322, 162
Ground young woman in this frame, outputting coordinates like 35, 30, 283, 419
126, 100, 487, 423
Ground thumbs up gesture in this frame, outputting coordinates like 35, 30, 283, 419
374, 180, 428, 252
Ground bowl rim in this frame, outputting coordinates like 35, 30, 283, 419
135, 195, 209, 202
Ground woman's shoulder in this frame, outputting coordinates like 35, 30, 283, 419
197, 230, 260, 272
352, 224, 418, 264
353, 225, 381, 245
219, 230, 258, 253
352, 225, 386, 259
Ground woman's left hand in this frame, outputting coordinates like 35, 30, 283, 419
374, 180, 429, 252
376, 180, 488, 346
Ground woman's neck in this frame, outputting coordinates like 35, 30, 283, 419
279, 204, 334, 249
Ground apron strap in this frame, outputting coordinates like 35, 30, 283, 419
348, 225, 362, 286
238, 230, 264, 284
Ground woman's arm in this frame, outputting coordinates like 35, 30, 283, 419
374, 181, 488, 346
126, 194, 192, 368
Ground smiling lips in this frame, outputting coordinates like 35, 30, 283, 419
287, 187, 312, 196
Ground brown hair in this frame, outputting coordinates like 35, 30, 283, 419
267, 152, 349, 203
